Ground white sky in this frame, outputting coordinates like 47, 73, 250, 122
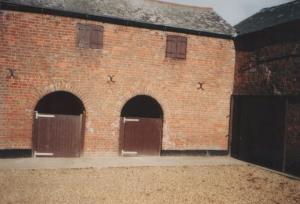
160, 0, 293, 25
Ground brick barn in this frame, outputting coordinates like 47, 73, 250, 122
232, 0, 300, 177
0, 0, 235, 157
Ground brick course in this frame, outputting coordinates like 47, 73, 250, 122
0, 11, 235, 156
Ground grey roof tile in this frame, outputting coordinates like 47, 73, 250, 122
3, 0, 235, 36
235, 0, 300, 35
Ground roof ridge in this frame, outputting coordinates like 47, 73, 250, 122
260, 0, 297, 12
235, 0, 300, 35
150, 0, 213, 11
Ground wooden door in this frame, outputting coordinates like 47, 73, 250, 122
122, 117, 162, 155
34, 113, 82, 157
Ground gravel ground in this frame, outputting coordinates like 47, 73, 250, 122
0, 165, 299, 204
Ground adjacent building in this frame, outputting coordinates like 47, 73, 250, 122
232, 0, 300, 177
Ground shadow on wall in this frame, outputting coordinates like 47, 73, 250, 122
121, 95, 163, 118
35, 91, 85, 115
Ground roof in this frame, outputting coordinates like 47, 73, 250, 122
235, 0, 300, 35
1, 0, 235, 37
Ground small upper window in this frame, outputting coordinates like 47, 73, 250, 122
166, 35, 187, 59
77, 24, 103, 49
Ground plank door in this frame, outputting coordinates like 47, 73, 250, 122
34, 113, 82, 157
123, 117, 162, 155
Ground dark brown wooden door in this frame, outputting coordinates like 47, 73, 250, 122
34, 113, 82, 157
123, 117, 162, 155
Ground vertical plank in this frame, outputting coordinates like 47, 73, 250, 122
90, 25, 103, 49
176, 36, 187, 59
166, 35, 177, 58
119, 117, 124, 155
285, 96, 300, 176
77, 24, 90, 48
228, 95, 234, 156
282, 97, 288, 172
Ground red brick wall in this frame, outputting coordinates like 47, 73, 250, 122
234, 20, 300, 95
0, 11, 235, 156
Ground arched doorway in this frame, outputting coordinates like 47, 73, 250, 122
120, 95, 163, 156
33, 91, 85, 157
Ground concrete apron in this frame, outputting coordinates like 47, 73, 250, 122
0, 156, 245, 170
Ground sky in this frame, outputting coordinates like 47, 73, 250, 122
160, 0, 293, 25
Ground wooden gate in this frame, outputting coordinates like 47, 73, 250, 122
33, 112, 83, 157
285, 97, 300, 176
121, 117, 162, 156
231, 96, 285, 171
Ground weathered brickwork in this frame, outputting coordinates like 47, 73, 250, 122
234, 20, 300, 95
0, 11, 235, 156
234, 20, 300, 175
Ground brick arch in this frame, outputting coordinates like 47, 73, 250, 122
35, 91, 85, 115
31, 82, 88, 116
32, 83, 87, 157
118, 91, 166, 121
121, 95, 164, 119
118, 91, 165, 156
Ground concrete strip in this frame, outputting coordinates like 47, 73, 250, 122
0, 156, 245, 170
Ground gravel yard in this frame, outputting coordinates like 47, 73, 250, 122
0, 165, 299, 204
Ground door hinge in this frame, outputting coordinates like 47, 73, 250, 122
121, 150, 138, 157
35, 112, 55, 119
123, 117, 140, 123
34, 151, 54, 157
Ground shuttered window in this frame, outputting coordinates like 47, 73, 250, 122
166, 35, 187, 59
77, 24, 90, 48
177, 36, 187, 59
166, 36, 178, 58
77, 24, 103, 49
90, 25, 103, 49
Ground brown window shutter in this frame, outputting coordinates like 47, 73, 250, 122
176, 36, 187, 59
77, 24, 90, 48
90, 25, 103, 49
166, 35, 177, 58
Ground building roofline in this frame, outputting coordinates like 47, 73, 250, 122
235, 18, 300, 38
0, 1, 233, 40
235, 15, 300, 36
151, 0, 213, 11
235, 0, 300, 36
